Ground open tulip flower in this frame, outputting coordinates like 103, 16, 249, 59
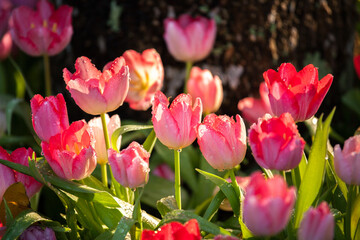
9, 0, 73, 56
263, 63, 333, 122
122, 49, 164, 111
63, 56, 130, 115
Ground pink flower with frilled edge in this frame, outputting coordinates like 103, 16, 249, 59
9, 0, 73, 56
164, 14, 216, 62
141, 219, 201, 240
238, 82, 272, 124
108, 142, 150, 189
152, 91, 202, 150
41, 120, 96, 180
248, 113, 305, 171
88, 114, 121, 165
187, 66, 223, 115
0, 32, 12, 60
263, 63, 333, 122
30, 93, 69, 142
197, 114, 246, 171
122, 49, 164, 111
243, 172, 296, 236
298, 202, 334, 240
0, 146, 16, 204
63, 56, 130, 115
334, 135, 360, 185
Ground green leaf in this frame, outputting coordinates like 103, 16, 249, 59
93, 202, 122, 229
351, 194, 360, 239
291, 153, 307, 189
3, 199, 14, 226
203, 190, 225, 221
142, 129, 157, 154
8, 56, 34, 98
0, 158, 32, 176
112, 217, 135, 240
111, 125, 153, 151
294, 108, 335, 228
156, 196, 178, 218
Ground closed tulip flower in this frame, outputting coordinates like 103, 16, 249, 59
243, 172, 296, 236
9, 0, 73, 56
31, 94, 69, 142
152, 91, 202, 150
187, 67, 223, 114
334, 135, 360, 185
63, 56, 130, 115
298, 202, 334, 240
164, 14, 216, 63
197, 114, 246, 171
263, 63, 333, 122
41, 120, 96, 180
122, 49, 164, 111
248, 113, 305, 171
0, 147, 16, 203
108, 142, 150, 189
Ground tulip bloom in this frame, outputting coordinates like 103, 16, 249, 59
334, 135, 360, 185
263, 63, 333, 122
238, 82, 272, 124
152, 91, 202, 150
0, 147, 16, 203
31, 94, 69, 142
63, 56, 130, 115
41, 120, 96, 180
9, 0, 72, 56
0, 32, 12, 60
298, 202, 334, 240
164, 14, 216, 62
108, 142, 150, 189
187, 67, 223, 114
197, 114, 246, 171
141, 219, 201, 240
20, 226, 56, 240
248, 113, 305, 171
243, 172, 296, 236
354, 55, 360, 80
122, 49, 164, 110
152, 163, 175, 181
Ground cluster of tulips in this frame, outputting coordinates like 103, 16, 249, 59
0, 0, 360, 240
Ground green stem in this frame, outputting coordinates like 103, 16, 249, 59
345, 184, 355, 239
101, 164, 108, 187
43, 54, 51, 96
183, 61, 193, 93
280, 170, 286, 182
100, 113, 111, 187
174, 149, 182, 209
133, 188, 143, 232
229, 168, 240, 199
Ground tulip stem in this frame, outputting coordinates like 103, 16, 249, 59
133, 188, 144, 232
174, 149, 182, 209
100, 113, 111, 187
43, 54, 52, 96
184, 61, 193, 93
229, 169, 241, 199
345, 184, 356, 239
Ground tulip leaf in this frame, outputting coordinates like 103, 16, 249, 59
196, 169, 240, 217
351, 194, 360, 239
93, 202, 122, 229
111, 125, 153, 151
142, 129, 157, 154
156, 196, 178, 218
294, 108, 335, 228
0, 158, 32, 176
203, 190, 226, 221
112, 216, 135, 240
8, 56, 34, 98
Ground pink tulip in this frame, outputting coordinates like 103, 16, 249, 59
9, 0, 72, 56
334, 135, 360, 185
20, 226, 56, 240
41, 120, 96, 180
243, 172, 296, 236
354, 55, 360, 80
0, 146, 16, 203
164, 14, 216, 62
248, 113, 305, 171
238, 82, 272, 124
152, 91, 202, 150
108, 142, 150, 188
197, 114, 246, 171
0, 0, 11, 39
30, 93, 69, 142
88, 114, 121, 164
63, 56, 130, 115
187, 67, 223, 114
122, 49, 164, 111
0, 32, 12, 60
10, 148, 42, 198
298, 202, 334, 240
152, 163, 175, 181
263, 63, 333, 122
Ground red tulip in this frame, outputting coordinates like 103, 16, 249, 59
141, 219, 201, 240
238, 82, 272, 124
263, 63, 333, 122
248, 113, 305, 171
187, 67, 223, 114
0, 147, 16, 203
9, 0, 73, 56
243, 172, 296, 236
30, 93, 69, 142
122, 49, 164, 111
63, 56, 130, 115
354, 55, 360, 80
108, 142, 150, 189
334, 135, 360, 185
152, 91, 202, 150
164, 14, 216, 62
197, 114, 246, 171
298, 202, 334, 240
41, 120, 96, 180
